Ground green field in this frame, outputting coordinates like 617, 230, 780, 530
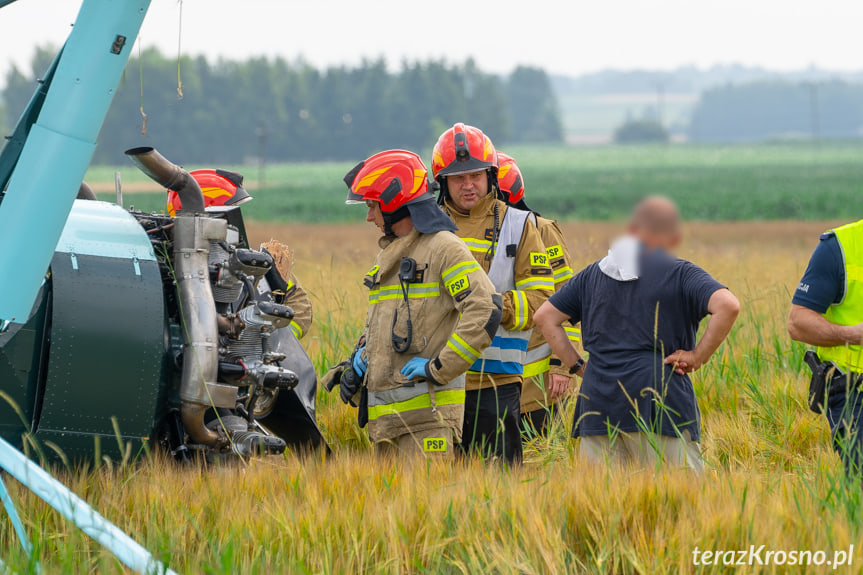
87, 142, 863, 223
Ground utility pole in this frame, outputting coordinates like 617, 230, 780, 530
656, 80, 665, 128
808, 82, 820, 145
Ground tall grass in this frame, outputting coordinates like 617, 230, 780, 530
2, 220, 861, 573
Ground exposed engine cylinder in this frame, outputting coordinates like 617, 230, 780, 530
209, 239, 244, 304
226, 305, 272, 362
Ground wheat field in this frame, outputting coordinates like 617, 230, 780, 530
2, 220, 862, 574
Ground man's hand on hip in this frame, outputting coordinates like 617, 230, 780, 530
664, 349, 704, 375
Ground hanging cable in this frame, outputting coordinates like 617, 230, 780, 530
391, 257, 416, 353
138, 39, 147, 136
176, 0, 184, 100
486, 201, 500, 264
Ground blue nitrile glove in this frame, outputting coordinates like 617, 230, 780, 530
352, 347, 368, 377
400, 358, 429, 381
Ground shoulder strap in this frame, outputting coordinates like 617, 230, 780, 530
487, 206, 531, 292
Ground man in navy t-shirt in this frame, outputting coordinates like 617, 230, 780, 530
535, 197, 740, 471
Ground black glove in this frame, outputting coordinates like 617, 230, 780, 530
321, 360, 364, 407
339, 363, 363, 406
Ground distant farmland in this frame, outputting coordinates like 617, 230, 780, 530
87, 142, 863, 223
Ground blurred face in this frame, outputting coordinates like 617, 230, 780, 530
627, 223, 682, 252
366, 201, 385, 233
447, 170, 488, 213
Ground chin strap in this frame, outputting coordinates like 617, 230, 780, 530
382, 205, 411, 237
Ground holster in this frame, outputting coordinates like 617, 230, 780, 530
804, 350, 850, 414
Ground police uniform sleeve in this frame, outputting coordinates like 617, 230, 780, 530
791, 233, 845, 314
427, 242, 501, 385
283, 271, 313, 340
538, 219, 580, 377
500, 217, 555, 331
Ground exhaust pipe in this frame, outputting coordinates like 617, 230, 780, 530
124, 147, 205, 213
126, 147, 236, 447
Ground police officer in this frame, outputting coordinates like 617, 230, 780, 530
789, 218, 863, 476
496, 152, 581, 436
332, 150, 500, 457
432, 124, 554, 464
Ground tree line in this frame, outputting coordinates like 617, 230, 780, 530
689, 80, 863, 142
2, 47, 562, 165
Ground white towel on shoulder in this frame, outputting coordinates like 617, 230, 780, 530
598, 235, 640, 281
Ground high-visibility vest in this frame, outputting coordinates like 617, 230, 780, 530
468, 207, 534, 376
818, 219, 863, 373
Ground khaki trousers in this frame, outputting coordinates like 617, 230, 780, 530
374, 426, 455, 458
579, 430, 704, 473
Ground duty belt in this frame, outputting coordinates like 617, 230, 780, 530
826, 372, 863, 397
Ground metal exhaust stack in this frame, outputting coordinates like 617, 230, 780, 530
124, 147, 205, 213
125, 147, 236, 448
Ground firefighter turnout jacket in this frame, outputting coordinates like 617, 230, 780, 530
521, 216, 582, 413
818, 219, 863, 372
362, 228, 500, 443
283, 271, 312, 340
443, 192, 554, 391
260, 239, 312, 340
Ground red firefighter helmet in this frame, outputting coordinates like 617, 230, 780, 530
167, 169, 252, 217
431, 123, 498, 181
496, 152, 525, 205
343, 149, 429, 213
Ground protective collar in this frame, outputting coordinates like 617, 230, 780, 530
407, 195, 457, 234
444, 189, 499, 219
509, 197, 539, 216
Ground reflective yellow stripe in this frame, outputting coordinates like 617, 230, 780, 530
513, 290, 523, 330
512, 290, 529, 330
565, 326, 581, 342
553, 266, 573, 284
369, 282, 441, 304
461, 237, 493, 253
523, 356, 551, 379
442, 260, 481, 284
289, 320, 303, 339
515, 277, 554, 291
447, 333, 480, 363
367, 389, 465, 421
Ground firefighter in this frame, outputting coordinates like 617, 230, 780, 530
788, 218, 863, 476
330, 149, 500, 457
496, 152, 581, 436
432, 124, 554, 464
168, 169, 312, 340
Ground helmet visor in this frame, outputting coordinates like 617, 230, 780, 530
436, 158, 494, 179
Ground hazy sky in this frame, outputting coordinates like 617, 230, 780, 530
0, 0, 859, 83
